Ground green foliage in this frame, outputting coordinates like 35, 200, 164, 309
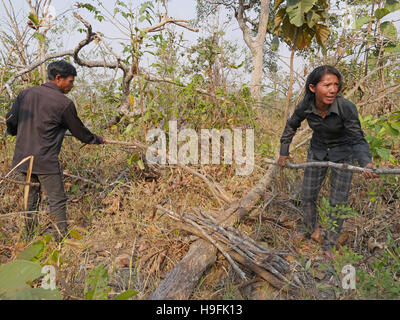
0, 238, 64, 300
274, 0, 330, 49
359, 111, 400, 164
320, 234, 400, 299
84, 264, 110, 300
77, 2, 104, 22
84, 264, 138, 300
356, 234, 400, 299
0, 260, 61, 300
318, 197, 358, 232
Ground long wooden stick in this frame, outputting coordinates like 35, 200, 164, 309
103, 138, 147, 150
263, 159, 400, 174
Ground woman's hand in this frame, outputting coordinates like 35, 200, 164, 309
362, 162, 379, 179
278, 155, 292, 168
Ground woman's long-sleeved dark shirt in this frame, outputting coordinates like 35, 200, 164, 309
280, 96, 372, 167
6, 82, 102, 174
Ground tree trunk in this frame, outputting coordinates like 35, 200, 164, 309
236, 0, 270, 103
249, 44, 264, 103
149, 239, 218, 300
283, 41, 297, 123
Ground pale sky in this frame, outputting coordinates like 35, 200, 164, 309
3, 0, 400, 92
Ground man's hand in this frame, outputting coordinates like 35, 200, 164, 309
362, 162, 379, 179
101, 137, 107, 144
278, 155, 292, 168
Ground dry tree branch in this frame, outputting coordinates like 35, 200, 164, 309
177, 163, 235, 205
62, 170, 106, 186
157, 205, 302, 295
263, 159, 400, 175
0, 176, 40, 186
157, 206, 248, 280
1, 49, 75, 98
344, 59, 400, 99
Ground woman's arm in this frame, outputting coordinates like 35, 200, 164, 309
279, 103, 307, 166
342, 101, 372, 167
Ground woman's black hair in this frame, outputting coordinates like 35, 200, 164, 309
303, 65, 342, 105
47, 60, 77, 80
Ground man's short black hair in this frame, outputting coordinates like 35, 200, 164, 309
47, 60, 77, 80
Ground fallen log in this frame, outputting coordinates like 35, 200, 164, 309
156, 206, 302, 296
149, 164, 280, 299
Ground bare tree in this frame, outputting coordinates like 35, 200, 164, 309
197, 0, 271, 102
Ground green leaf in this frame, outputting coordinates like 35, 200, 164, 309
271, 35, 280, 51
385, 0, 400, 12
16, 241, 44, 261
385, 123, 399, 137
78, 3, 95, 12
380, 21, 398, 41
306, 10, 316, 28
84, 264, 110, 300
13, 287, 61, 300
69, 230, 82, 240
281, 15, 297, 42
375, 8, 390, 19
0, 260, 42, 291
137, 159, 145, 170
28, 12, 40, 26
286, 0, 317, 27
383, 43, 400, 53
33, 32, 45, 43
355, 16, 374, 30
376, 147, 391, 160
390, 120, 400, 131
305, 259, 312, 270
113, 289, 138, 300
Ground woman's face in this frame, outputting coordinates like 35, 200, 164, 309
309, 73, 340, 109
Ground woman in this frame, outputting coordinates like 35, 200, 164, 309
278, 65, 378, 257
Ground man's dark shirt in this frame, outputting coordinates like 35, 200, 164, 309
280, 96, 372, 167
6, 82, 102, 174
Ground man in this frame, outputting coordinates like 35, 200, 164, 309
6, 60, 105, 241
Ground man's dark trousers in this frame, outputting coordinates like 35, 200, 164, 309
21, 172, 68, 239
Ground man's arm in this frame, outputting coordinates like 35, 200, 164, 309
5, 92, 23, 136
61, 102, 104, 144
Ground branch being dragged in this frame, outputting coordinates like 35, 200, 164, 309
263, 159, 400, 175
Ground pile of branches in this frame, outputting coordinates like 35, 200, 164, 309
157, 205, 303, 296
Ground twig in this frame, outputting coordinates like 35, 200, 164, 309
263, 159, 400, 174
256, 193, 278, 240
104, 138, 147, 150
156, 205, 301, 290
0, 176, 40, 187
157, 205, 247, 280
62, 171, 106, 186
177, 163, 234, 205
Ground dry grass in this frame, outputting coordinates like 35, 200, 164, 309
1, 107, 399, 300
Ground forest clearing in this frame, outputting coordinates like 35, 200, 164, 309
0, 0, 400, 301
